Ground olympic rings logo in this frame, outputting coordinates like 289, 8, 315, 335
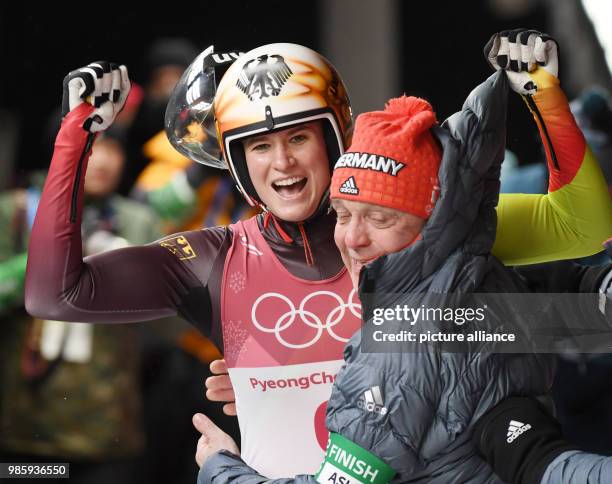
251, 289, 362, 349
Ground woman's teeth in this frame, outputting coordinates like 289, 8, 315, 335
273, 176, 305, 187
273, 177, 308, 196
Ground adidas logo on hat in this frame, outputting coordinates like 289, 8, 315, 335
506, 419, 532, 443
339, 176, 359, 195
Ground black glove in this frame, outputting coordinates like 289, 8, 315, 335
472, 397, 578, 484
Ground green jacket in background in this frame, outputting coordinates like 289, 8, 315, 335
0, 188, 161, 459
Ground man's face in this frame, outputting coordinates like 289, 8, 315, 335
332, 199, 426, 289
148, 65, 185, 100
84, 138, 125, 198
243, 121, 330, 222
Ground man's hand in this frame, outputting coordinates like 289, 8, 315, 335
193, 412, 240, 468
484, 29, 559, 95
472, 396, 577, 484
205, 359, 237, 416
62, 61, 130, 132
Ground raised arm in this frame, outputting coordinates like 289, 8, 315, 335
473, 396, 612, 484
24, 62, 206, 326
485, 30, 612, 265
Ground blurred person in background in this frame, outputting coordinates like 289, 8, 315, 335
128, 39, 256, 234
0, 130, 160, 484
120, 37, 200, 195
122, 37, 255, 232
571, 87, 612, 196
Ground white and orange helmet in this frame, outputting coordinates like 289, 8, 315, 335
214, 43, 353, 207
166, 43, 353, 209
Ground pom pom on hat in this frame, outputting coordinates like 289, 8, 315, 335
385, 95, 432, 114
331, 95, 442, 219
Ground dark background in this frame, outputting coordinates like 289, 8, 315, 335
0, 2, 556, 182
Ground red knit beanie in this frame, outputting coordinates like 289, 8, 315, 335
330, 96, 442, 219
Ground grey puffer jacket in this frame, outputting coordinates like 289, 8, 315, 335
198, 71, 555, 484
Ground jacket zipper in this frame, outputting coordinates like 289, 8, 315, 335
70, 132, 95, 223
524, 95, 560, 170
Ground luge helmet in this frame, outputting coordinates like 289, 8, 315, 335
214, 43, 353, 208
165, 45, 245, 167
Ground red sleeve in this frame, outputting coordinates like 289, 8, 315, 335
24, 105, 207, 324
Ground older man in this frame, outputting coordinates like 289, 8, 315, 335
192, 32, 559, 481
193, 30, 612, 483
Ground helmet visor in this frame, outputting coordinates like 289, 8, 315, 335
165, 46, 242, 169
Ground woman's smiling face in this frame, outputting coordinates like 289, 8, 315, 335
243, 121, 330, 222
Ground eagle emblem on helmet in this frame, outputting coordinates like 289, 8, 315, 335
236, 54, 293, 101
